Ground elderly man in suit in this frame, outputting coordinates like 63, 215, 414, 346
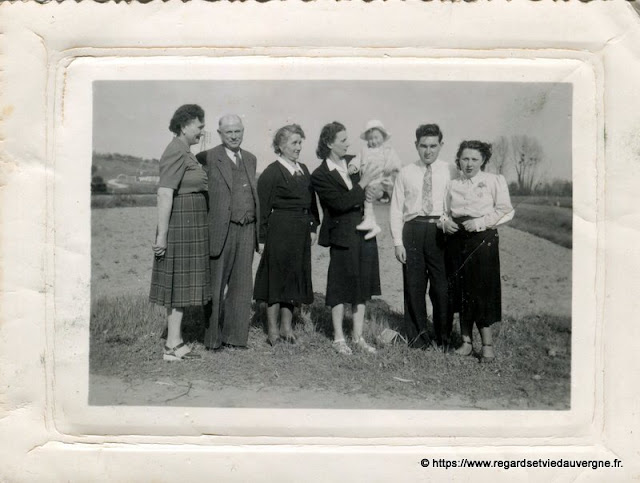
196, 114, 260, 350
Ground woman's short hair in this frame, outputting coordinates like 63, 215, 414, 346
272, 124, 306, 155
455, 140, 493, 170
169, 104, 205, 136
415, 124, 443, 143
316, 121, 346, 160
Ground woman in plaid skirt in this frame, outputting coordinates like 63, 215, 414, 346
149, 104, 211, 361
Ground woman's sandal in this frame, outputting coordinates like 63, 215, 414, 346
163, 342, 201, 362
353, 336, 377, 354
480, 344, 495, 363
281, 333, 297, 345
454, 339, 473, 356
267, 336, 282, 346
332, 339, 353, 355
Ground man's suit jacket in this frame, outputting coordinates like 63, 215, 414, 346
196, 144, 260, 258
310, 158, 366, 249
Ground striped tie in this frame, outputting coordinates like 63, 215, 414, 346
422, 164, 433, 214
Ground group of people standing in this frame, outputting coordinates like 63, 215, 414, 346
149, 104, 514, 363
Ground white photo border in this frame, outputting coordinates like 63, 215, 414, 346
54, 54, 597, 439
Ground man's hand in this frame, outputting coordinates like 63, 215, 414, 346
442, 219, 460, 235
258, 243, 265, 255
310, 232, 317, 245
394, 245, 407, 264
348, 164, 359, 175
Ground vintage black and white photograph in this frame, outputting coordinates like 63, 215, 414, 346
89, 79, 572, 410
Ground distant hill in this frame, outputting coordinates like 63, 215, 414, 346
92, 152, 160, 194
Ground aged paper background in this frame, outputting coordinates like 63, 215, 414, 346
1, 1, 639, 480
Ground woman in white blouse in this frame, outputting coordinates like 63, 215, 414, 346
443, 140, 514, 362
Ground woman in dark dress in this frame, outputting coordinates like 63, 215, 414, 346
254, 124, 320, 345
310, 122, 384, 355
444, 140, 514, 362
149, 104, 211, 361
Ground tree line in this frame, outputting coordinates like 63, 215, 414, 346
486, 134, 571, 197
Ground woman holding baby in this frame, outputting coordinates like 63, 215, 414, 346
310, 121, 389, 355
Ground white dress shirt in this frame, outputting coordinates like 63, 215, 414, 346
277, 156, 304, 176
225, 147, 242, 164
445, 171, 514, 231
390, 158, 457, 246
326, 158, 353, 190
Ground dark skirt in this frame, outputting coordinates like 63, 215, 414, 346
447, 228, 501, 328
326, 214, 381, 307
149, 192, 211, 308
253, 210, 314, 305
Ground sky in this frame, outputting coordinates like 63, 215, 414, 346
93, 80, 572, 181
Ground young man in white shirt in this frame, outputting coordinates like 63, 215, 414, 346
390, 124, 458, 349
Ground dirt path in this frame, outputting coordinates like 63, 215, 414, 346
92, 206, 571, 318
89, 373, 552, 410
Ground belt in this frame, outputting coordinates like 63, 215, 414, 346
272, 207, 310, 214
410, 215, 440, 224
452, 215, 476, 224
230, 216, 256, 226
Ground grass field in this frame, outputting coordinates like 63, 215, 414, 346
510, 196, 572, 249
90, 204, 571, 409
90, 293, 570, 409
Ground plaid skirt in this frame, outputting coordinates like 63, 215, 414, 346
149, 192, 211, 308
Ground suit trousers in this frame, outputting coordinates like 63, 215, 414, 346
402, 219, 451, 347
204, 221, 255, 348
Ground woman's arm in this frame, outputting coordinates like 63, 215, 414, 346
484, 175, 515, 228
461, 175, 514, 232
153, 187, 174, 257
347, 151, 362, 174
440, 180, 459, 234
310, 164, 383, 214
310, 169, 366, 214
257, 166, 276, 245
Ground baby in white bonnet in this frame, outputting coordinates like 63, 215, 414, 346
348, 120, 402, 239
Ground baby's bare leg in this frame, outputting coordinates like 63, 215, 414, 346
357, 181, 382, 238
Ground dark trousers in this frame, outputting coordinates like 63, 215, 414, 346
402, 220, 451, 347
204, 222, 255, 349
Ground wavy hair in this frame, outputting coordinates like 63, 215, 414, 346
415, 124, 443, 143
316, 121, 346, 160
168, 104, 205, 136
455, 140, 492, 170
272, 124, 306, 155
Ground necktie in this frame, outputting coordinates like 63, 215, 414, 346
234, 151, 241, 165
422, 164, 433, 214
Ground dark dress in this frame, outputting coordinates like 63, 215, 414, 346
447, 226, 501, 328
310, 159, 381, 307
253, 161, 320, 305
149, 138, 211, 307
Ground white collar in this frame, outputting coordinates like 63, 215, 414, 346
460, 170, 487, 184
326, 157, 348, 172
277, 156, 302, 175
225, 147, 241, 162
417, 157, 443, 169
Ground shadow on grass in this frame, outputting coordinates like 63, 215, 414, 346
250, 293, 407, 342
